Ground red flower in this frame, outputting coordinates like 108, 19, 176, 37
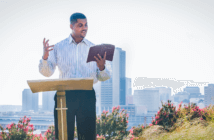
47, 129, 51, 133
155, 116, 159, 119
129, 128, 134, 134
117, 105, 120, 110
28, 123, 34, 128
6, 124, 11, 129
112, 107, 116, 112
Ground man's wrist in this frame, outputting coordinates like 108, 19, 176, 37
99, 66, 105, 71
42, 55, 48, 60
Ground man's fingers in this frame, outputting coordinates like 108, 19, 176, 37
45, 47, 54, 52
47, 45, 54, 49
48, 48, 54, 51
104, 52, 107, 60
45, 40, 49, 46
43, 38, 45, 45
94, 56, 99, 61
44, 43, 54, 48
45, 45, 54, 51
97, 54, 102, 60
49, 45, 54, 48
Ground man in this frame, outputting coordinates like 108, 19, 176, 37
39, 12, 111, 140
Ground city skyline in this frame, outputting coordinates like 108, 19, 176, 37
1, 0, 214, 105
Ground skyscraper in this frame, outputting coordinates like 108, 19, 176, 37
126, 78, 132, 96
100, 47, 126, 112
173, 91, 190, 103
119, 49, 126, 105
133, 89, 160, 112
183, 86, 201, 98
42, 91, 56, 111
204, 84, 214, 107
22, 89, 38, 112
184, 87, 200, 93
126, 78, 133, 105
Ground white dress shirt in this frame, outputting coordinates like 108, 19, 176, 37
39, 34, 112, 84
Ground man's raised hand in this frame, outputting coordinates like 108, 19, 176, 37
43, 38, 54, 60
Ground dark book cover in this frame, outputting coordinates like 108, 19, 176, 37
86, 44, 115, 63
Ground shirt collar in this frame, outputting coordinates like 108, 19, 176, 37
69, 34, 89, 46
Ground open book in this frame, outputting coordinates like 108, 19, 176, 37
86, 44, 115, 63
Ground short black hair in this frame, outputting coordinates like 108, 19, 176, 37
70, 13, 87, 25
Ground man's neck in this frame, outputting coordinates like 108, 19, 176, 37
71, 34, 83, 44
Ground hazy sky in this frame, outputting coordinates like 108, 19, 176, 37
1, 0, 214, 105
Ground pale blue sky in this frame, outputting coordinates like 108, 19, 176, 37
1, 0, 214, 105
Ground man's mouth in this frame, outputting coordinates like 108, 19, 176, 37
82, 31, 86, 33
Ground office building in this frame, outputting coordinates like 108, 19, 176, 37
22, 89, 38, 112
42, 91, 56, 111
101, 47, 126, 112
173, 91, 189, 103
204, 84, 214, 107
133, 89, 160, 112
184, 86, 201, 98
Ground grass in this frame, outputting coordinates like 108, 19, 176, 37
121, 102, 214, 140
132, 115, 214, 140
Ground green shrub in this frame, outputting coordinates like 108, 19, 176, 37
151, 100, 179, 131
96, 105, 130, 140
0, 116, 35, 140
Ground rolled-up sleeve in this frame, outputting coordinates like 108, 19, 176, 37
96, 60, 112, 81
38, 44, 57, 77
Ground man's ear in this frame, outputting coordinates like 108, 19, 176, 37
70, 24, 73, 30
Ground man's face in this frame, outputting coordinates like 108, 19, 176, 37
71, 18, 88, 38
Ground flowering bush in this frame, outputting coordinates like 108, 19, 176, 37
150, 100, 214, 133
0, 116, 54, 140
96, 134, 106, 140
124, 124, 145, 140
202, 104, 214, 123
96, 105, 129, 140
0, 116, 35, 140
176, 101, 212, 123
44, 126, 55, 140
151, 100, 179, 131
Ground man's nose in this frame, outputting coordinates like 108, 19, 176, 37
83, 26, 87, 31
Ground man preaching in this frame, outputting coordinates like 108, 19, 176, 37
38, 12, 111, 140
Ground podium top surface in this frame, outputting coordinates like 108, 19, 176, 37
27, 77, 94, 93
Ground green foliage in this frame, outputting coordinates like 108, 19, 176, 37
44, 125, 55, 140
1, 101, 214, 140
96, 105, 130, 140
0, 116, 54, 140
151, 100, 179, 131
127, 124, 145, 139
0, 116, 34, 140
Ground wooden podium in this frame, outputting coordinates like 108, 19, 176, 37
27, 77, 94, 140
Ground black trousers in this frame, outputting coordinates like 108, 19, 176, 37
54, 88, 96, 140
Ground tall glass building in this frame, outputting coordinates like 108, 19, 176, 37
204, 84, 214, 107
133, 89, 160, 112
22, 89, 38, 112
183, 86, 201, 98
101, 47, 126, 112
42, 91, 56, 111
